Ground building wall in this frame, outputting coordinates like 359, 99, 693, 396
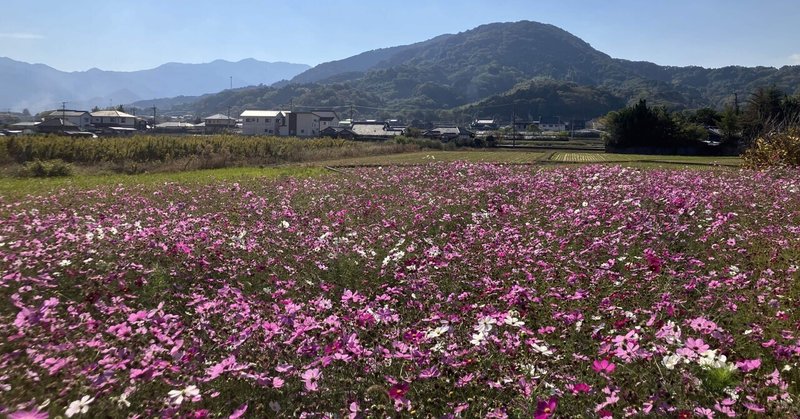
44, 113, 91, 130
241, 115, 284, 136
91, 116, 135, 128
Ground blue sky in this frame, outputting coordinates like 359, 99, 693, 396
2, 0, 799, 72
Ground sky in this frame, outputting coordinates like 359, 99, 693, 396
1, 0, 799, 72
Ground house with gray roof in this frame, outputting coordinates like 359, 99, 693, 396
41, 110, 92, 130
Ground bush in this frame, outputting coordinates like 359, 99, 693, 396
742, 125, 800, 169
21, 159, 74, 177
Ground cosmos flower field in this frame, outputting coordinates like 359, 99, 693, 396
1, 163, 799, 417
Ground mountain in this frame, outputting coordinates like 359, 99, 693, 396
0, 58, 310, 112
154, 21, 800, 121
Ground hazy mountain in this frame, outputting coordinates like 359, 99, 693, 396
0, 58, 310, 112
148, 21, 800, 121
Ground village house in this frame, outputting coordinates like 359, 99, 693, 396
349, 121, 404, 141
90, 110, 138, 133
203, 113, 237, 133
41, 110, 92, 130
240, 110, 286, 136
313, 110, 340, 131
320, 126, 355, 139
36, 118, 80, 135
422, 126, 474, 142
538, 116, 566, 132
284, 111, 320, 137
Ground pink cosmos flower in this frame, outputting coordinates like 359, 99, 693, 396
592, 359, 616, 374
229, 403, 247, 419
735, 358, 761, 373
301, 368, 321, 392
571, 383, 592, 394
534, 396, 558, 419
8, 410, 48, 419
685, 337, 710, 354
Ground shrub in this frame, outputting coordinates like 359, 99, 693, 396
21, 159, 74, 177
742, 125, 800, 168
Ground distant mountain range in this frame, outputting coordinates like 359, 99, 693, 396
0, 58, 310, 112
7, 21, 800, 122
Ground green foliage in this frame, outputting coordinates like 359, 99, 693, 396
743, 124, 800, 168
21, 159, 74, 177
719, 106, 741, 144
701, 367, 738, 395
604, 99, 685, 148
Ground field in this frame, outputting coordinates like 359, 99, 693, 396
1, 161, 798, 417
319, 150, 742, 167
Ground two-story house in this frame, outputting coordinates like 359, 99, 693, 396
90, 110, 137, 129
203, 113, 237, 133
41, 110, 92, 130
312, 110, 340, 132
240, 110, 286, 136
283, 111, 321, 137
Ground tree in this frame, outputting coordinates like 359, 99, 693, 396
719, 105, 741, 145
741, 86, 784, 139
689, 107, 721, 127
116, 105, 125, 112
604, 99, 681, 149
21, 108, 30, 117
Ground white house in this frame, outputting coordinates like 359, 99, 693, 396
284, 111, 321, 137
90, 110, 137, 129
538, 117, 566, 132
203, 113, 237, 133
41, 110, 92, 130
240, 110, 286, 136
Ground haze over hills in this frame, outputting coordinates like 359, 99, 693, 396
157, 21, 800, 123
0, 58, 310, 113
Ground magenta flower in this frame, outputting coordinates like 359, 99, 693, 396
685, 337, 709, 354
571, 382, 592, 394
534, 396, 558, 419
8, 410, 48, 419
736, 358, 762, 373
388, 382, 409, 400
301, 368, 321, 392
592, 359, 616, 374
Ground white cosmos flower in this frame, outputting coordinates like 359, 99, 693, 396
662, 354, 683, 370
168, 384, 200, 405
531, 343, 553, 357
65, 395, 95, 417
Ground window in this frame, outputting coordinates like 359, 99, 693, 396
265, 119, 270, 123
269, 130, 273, 134
121, 118, 126, 123
300, 129, 305, 134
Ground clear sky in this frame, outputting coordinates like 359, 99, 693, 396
2, 0, 799, 72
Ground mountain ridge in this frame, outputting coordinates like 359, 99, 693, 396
0, 57, 310, 112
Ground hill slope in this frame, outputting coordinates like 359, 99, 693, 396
162, 21, 800, 121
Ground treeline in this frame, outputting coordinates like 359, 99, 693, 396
604, 86, 800, 154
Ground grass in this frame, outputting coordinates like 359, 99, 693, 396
0, 149, 744, 199
0, 166, 325, 199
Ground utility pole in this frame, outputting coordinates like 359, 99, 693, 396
734, 92, 740, 115
62, 101, 67, 123
511, 112, 516, 148
230, 76, 233, 90
152, 106, 157, 129
350, 104, 354, 122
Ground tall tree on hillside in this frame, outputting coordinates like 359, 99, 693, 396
742, 86, 784, 138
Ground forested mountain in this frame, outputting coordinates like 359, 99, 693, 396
150, 21, 800, 121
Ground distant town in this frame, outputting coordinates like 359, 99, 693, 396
0, 107, 601, 143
